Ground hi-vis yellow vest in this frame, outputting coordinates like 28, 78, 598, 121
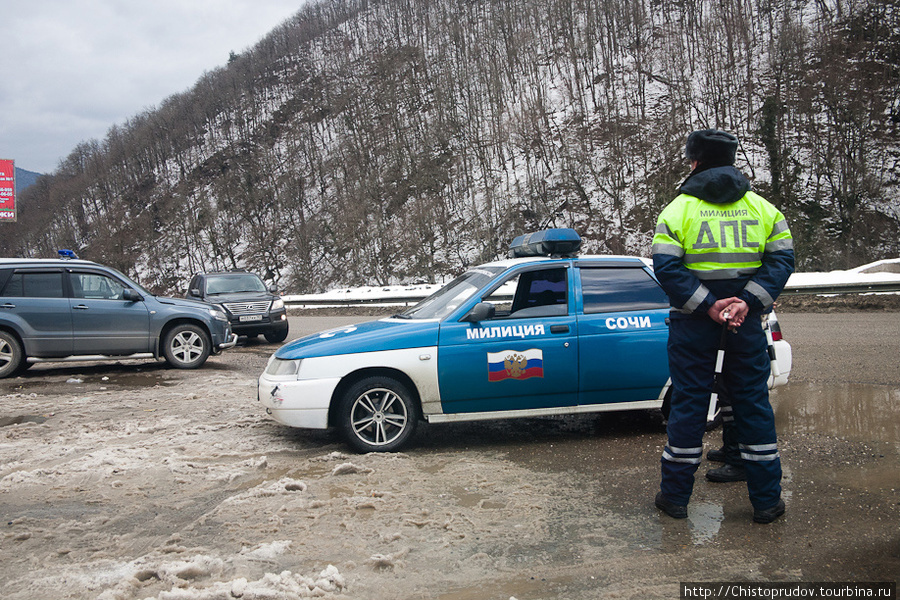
652, 191, 792, 281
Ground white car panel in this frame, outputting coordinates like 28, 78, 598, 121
258, 346, 441, 429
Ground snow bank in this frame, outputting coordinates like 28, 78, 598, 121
92, 556, 345, 600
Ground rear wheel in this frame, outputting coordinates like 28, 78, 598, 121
162, 324, 210, 369
338, 376, 418, 453
0, 331, 24, 378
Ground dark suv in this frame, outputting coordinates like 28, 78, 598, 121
186, 271, 289, 343
0, 255, 237, 378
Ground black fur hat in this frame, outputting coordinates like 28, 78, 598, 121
685, 129, 738, 166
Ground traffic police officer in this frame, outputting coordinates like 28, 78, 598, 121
651, 129, 794, 523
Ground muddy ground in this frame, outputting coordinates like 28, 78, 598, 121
0, 305, 898, 599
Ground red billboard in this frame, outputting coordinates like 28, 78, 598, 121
0, 159, 15, 222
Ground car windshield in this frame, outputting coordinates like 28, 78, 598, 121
206, 274, 267, 295
397, 267, 503, 320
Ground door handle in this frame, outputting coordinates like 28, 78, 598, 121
73, 304, 90, 310
1, 303, 15, 309
550, 325, 569, 334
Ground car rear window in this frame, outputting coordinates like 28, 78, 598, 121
580, 267, 668, 314
1, 271, 65, 298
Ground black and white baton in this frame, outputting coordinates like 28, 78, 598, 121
764, 315, 781, 378
708, 316, 729, 422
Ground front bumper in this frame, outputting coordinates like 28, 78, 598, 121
229, 313, 288, 335
258, 374, 341, 429
219, 333, 239, 350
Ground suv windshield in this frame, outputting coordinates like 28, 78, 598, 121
206, 274, 267, 295
398, 267, 503, 320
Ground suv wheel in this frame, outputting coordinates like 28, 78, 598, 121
163, 324, 211, 369
0, 331, 25, 378
264, 328, 289, 343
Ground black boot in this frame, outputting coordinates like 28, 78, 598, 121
753, 498, 786, 524
705, 463, 747, 482
707, 446, 726, 462
655, 492, 687, 519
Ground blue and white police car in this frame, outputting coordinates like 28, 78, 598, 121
258, 229, 791, 453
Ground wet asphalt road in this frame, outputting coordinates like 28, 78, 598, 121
1, 310, 898, 598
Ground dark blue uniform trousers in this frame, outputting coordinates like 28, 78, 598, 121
661, 315, 782, 510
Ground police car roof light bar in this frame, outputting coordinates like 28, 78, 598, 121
58, 249, 79, 260
509, 228, 582, 259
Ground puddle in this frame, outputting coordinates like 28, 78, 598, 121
773, 382, 900, 445
5, 367, 173, 394
0, 414, 49, 427
480, 381, 900, 555
89, 372, 174, 388
686, 501, 724, 545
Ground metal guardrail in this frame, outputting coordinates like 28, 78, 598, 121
780, 281, 900, 295
285, 295, 427, 307
285, 281, 900, 308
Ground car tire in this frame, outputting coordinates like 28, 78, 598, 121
338, 376, 419, 453
0, 331, 25, 379
264, 328, 289, 344
162, 324, 211, 369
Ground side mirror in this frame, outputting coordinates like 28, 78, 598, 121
268, 284, 278, 294
461, 302, 495, 323
123, 289, 143, 302
188, 288, 201, 297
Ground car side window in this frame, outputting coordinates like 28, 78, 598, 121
484, 267, 568, 319
70, 272, 128, 300
1, 271, 65, 298
580, 267, 669, 314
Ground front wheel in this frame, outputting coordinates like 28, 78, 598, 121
338, 376, 419, 453
0, 331, 25, 378
162, 324, 211, 369
264, 327, 289, 343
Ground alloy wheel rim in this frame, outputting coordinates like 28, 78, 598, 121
172, 331, 203, 363
0, 339, 11, 367
350, 388, 408, 446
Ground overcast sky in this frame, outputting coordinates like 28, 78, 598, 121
1, 1, 307, 174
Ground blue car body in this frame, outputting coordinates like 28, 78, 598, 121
259, 239, 791, 452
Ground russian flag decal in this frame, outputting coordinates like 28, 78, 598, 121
487, 349, 544, 382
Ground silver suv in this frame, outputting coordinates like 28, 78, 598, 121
0, 255, 237, 378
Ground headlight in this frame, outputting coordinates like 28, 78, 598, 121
265, 357, 301, 376
208, 308, 228, 322
272, 298, 285, 310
